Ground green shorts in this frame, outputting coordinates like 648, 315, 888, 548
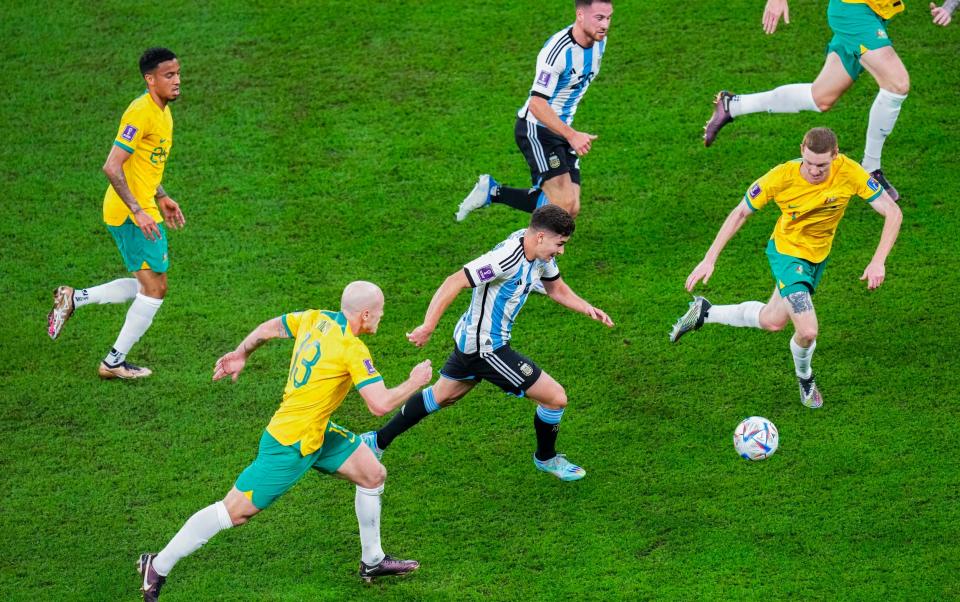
235, 422, 362, 510
766, 239, 828, 297
826, 0, 893, 81
106, 218, 169, 273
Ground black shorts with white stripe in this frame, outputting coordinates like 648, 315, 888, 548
514, 117, 581, 187
440, 344, 543, 396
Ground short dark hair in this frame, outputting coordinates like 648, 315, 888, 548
530, 204, 576, 237
802, 127, 838, 154
576, 0, 612, 7
139, 47, 177, 75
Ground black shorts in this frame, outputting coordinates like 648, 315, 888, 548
440, 344, 543, 396
514, 117, 581, 187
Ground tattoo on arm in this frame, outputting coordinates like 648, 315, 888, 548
243, 337, 267, 355
156, 185, 168, 199
106, 170, 143, 213
786, 291, 813, 314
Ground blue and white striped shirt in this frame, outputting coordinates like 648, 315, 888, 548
454, 230, 561, 355
517, 26, 606, 127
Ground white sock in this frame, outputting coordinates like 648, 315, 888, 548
703, 301, 764, 328
790, 336, 816, 379
729, 84, 820, 117
355, 485, 385, 565
862, 88, 907, 172
74, 278, 139, 308
153, 501, 233, 576
104, 293, 163, 365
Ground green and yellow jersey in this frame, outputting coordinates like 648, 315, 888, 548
267, 310, 383, 455
102, 93, 173, 226
744, 153, 883, 264
841, 0, 905, 20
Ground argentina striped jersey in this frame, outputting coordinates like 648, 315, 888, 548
454, 230, 561, 355
517, 26, 605, 127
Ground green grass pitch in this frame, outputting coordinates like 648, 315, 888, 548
2, 1, 959, 600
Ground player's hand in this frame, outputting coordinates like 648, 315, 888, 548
213, 350, 247, 382
930, 2, 953, 25
406, 324, 434, 347
158, 196, 186, 229
586, 305, 615, 327
762, 0, 790, 34
860, 261, 886, 290
566, 130, 598, 156
409, 359, 433, 387
133, 209, 162, 241
685, 259, 716, 292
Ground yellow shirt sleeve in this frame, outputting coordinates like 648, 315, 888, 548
347, 340, 383, 390
852, 165, 884, 203
281, 311, 305, 337
743, 165, 784, 212
113, 103, 150, 154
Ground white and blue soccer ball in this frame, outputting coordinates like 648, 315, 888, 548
733, 416, 779, 460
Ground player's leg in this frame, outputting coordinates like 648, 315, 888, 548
366, 359, 476, 457
334, 440, 420, 581
859, 46, 909, 200
524, 368, 585, 481
140, 431, 315, 598
704, 54, 853, 147
783, 287, 823, 408
47, 278, 139, 340
99, 220, 170, 379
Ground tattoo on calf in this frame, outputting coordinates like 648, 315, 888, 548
786, 291, 813, 314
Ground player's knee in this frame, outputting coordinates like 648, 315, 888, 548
759, 315, 787, 332
884, 77, 909, 96
358, 462, 386, 489
542, 388, 567, 410
795, 325, 818, 343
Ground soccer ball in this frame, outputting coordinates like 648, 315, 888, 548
733, 416, 779, 460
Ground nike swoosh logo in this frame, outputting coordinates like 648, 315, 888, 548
787, 205, 800, 209
142, 560, 151, 591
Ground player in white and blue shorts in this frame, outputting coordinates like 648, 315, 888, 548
456, 0, 612, 222
360, 206, 614, 481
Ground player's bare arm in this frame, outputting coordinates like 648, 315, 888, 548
542, 278, 614, 326
762, 0, 791, 34
528, 96, 597, 156
860, 193, 903, 290
213, 317, 289, 382
406, 270, 471, 347
686, 200, 754, 292
156, 184, 185, 229
358, 360, 433, 417
103, 144, 161, 241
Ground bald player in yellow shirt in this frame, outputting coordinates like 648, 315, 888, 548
704, 0, 911, 202
669, 128, 902, 409
137, 282, 431, 601
47, 48, 185, 379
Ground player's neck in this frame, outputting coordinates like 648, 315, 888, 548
571, 25, 595, 48
522, 235, 537, 262
148, 89, 168, 111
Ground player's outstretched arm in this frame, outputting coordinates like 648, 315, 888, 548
762, 0, 790, 34
156, 185, 185, 229
930, 1, 957, 25
213, 317, 289, 382
528, 96, 597, 156
543, 278, 614, 327
686, 200, 753, 292
103, 145, 161, 241
359, 360, 433, 417
407, 270, 471, 347
860, 193, 903, 290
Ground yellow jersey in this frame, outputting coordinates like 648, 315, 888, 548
102, 93, 174, 226
744, 154, 883, 263
841, 0, 905, 20
267, 310, 383, 455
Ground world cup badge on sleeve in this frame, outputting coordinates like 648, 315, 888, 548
363, 359, 377, 375
121, 124, 139, 142
536, 70, 551, 87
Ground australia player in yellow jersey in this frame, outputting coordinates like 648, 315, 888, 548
136, 282, 431, 601
669, 128, 902, 408
47, 48, 185, 379
703, 0, 911, 202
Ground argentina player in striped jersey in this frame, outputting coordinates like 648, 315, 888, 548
359, 206, 614, 481
456, 0, 612, 222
